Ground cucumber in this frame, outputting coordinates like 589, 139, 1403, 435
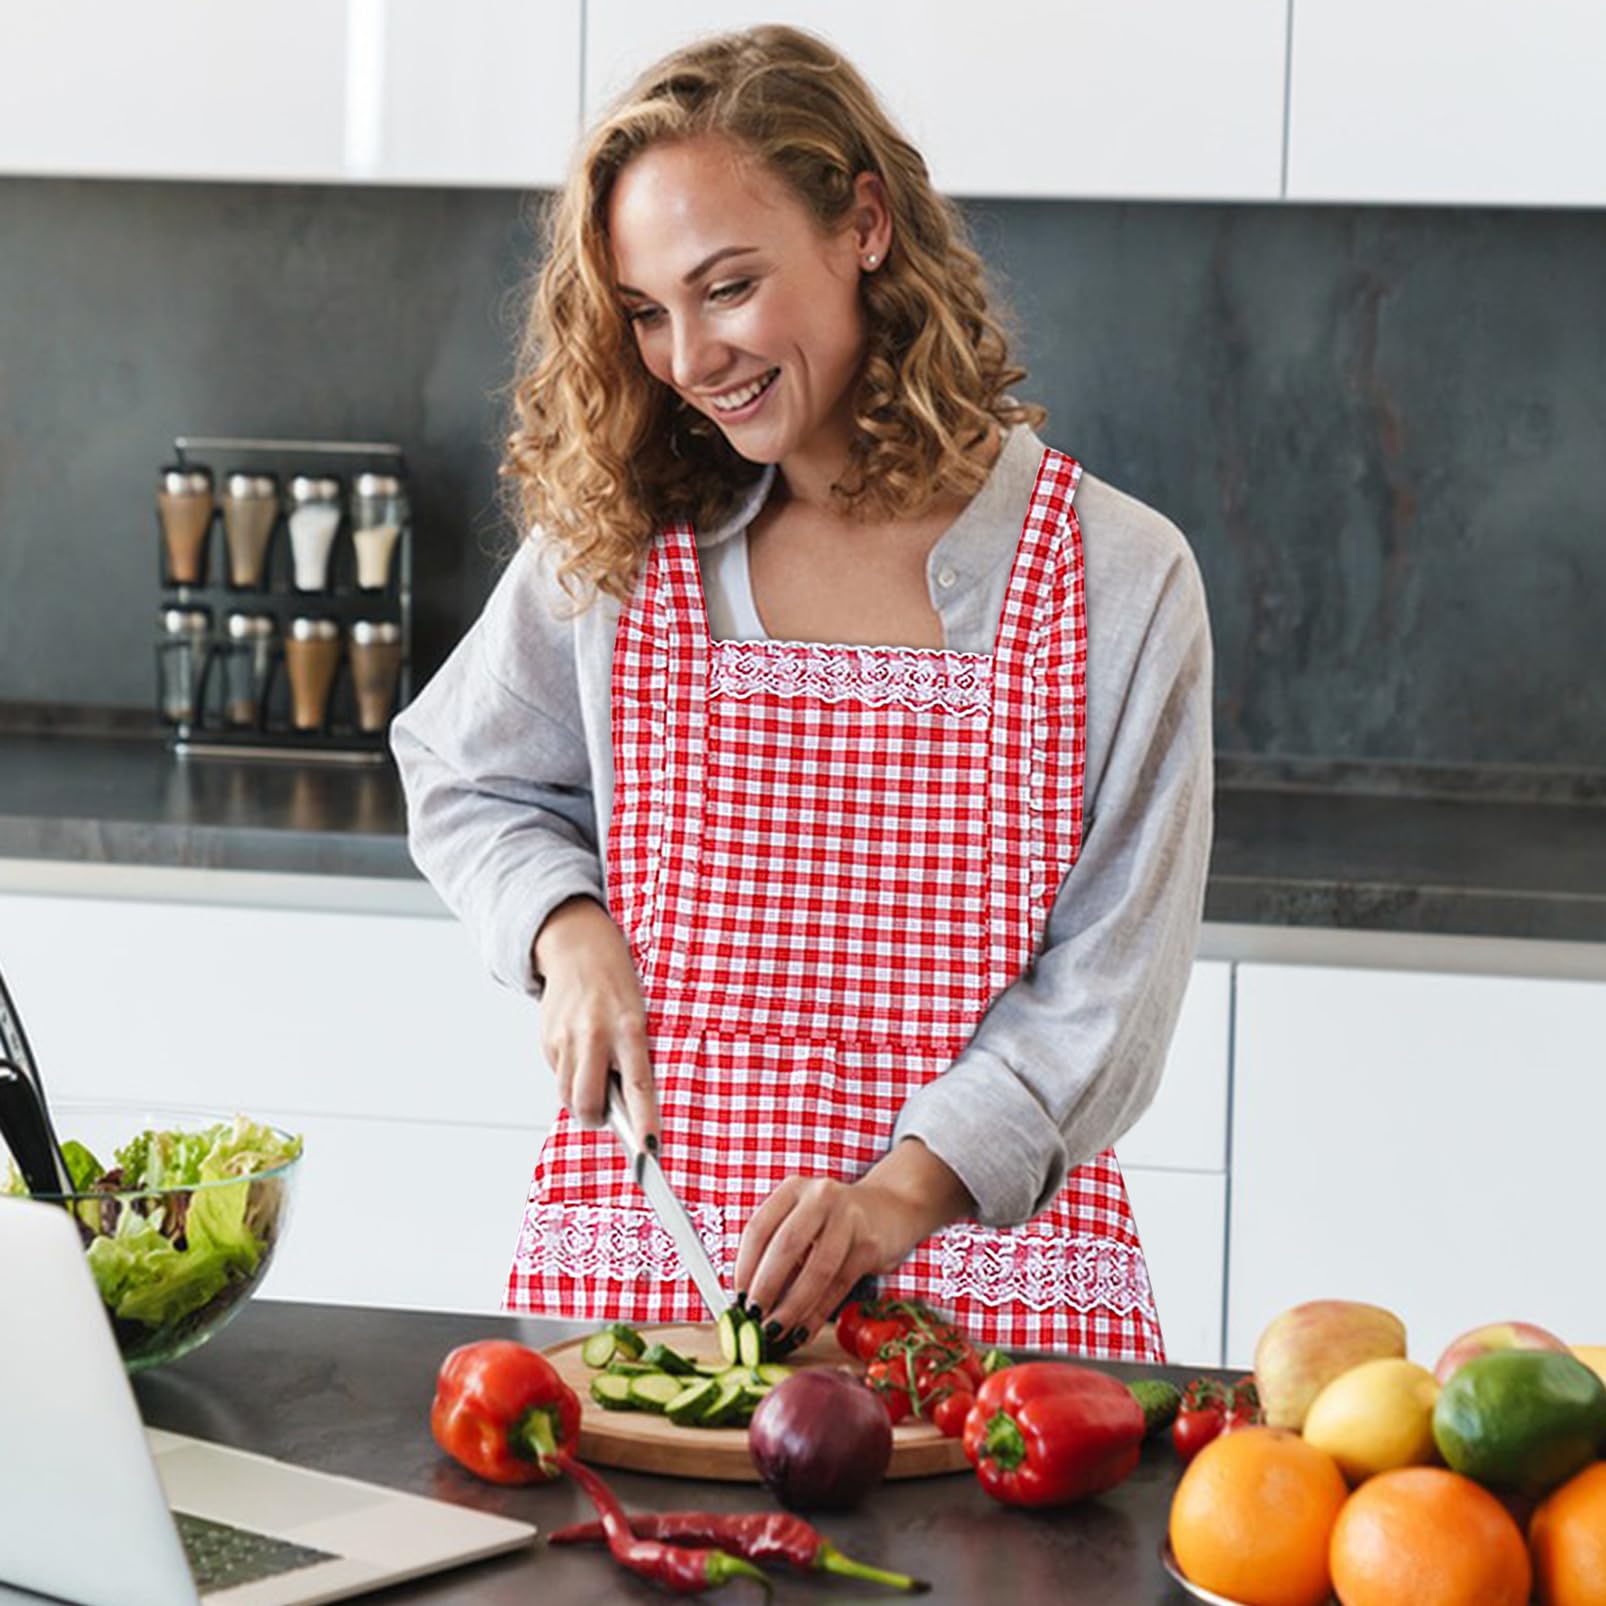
590, 1373, 635, 1410
737, 1316, 765, 1368
755, 1363, 795, 1386
604, 1359, 656, 1376
1128, 1378, 1183, 1437
639, 1342, 698, 1378
716, 1306, 741, 1364
693, 1358, 729, 1377
581, 1329, 619, 1368
627, 1372, 687, 1412
607, 1322, 646, 1359
702, 1374, 749, 1427
664, 1377, 720, 1426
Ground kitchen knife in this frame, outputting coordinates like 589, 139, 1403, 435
603, 1076, 729, 1322
0, 963, 75, 1195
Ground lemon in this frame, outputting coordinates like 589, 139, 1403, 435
1301, 1357, 1440, 1485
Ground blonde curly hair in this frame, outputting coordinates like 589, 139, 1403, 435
503, 23, 1046, 607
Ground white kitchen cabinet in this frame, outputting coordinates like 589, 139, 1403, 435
0, 0, 581, 188
0, 889, 550, 1313
1123, 1167, 1226, 1367
1115, 960, 1231, 1173
585, 1, 1287, 201
1226, 963, 1606, 1371
1287, 0, 1606, 207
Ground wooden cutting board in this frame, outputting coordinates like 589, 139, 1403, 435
544, 1322, 972, 1482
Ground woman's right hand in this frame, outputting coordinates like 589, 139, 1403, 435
531, 895, 659, 1146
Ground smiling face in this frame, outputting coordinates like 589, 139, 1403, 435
608, 133, 888, 489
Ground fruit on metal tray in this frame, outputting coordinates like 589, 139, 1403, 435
1432, 1348, 1606, 1499
1328, 1465, 1531, 1606
1301, 1357, 1440, 1485
1432, 1319, 1570, 1386
1253, 1299, 1408, 1430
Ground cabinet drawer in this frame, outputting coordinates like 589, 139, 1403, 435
1122, 1166, 1225, 1368
255, 1112, 546, 1314
1116, 960, 1231, 1173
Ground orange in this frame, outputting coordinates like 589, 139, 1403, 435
1530, 1460, 1606, 1606
1329, 1465, 1531, 1606
1168, 1425, 1349, 1606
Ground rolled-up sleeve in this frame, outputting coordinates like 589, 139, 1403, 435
390, 539, 606, 997
893, 522, 1214, 1227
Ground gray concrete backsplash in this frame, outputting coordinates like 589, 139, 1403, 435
1, 176, 1600, 770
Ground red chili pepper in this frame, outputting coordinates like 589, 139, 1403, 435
553, 1452, 768, 1595
932, 1388, 975, 1439
962, 1362, 1145, 1508
549, 1510, 929, 1593
430, 1340, 581, 1485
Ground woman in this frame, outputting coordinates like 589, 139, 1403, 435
392, 24, 1212, 1361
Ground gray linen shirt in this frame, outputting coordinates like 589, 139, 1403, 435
391, 423, 1213, 1229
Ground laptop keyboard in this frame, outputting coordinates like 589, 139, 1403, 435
175, 1510, 340, 1595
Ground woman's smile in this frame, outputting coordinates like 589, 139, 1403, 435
704, 366, 781, 419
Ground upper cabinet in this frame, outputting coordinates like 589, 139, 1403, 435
584, 1, 1288, 202
0, 0, 580, 189
1286, 0, 1606, 207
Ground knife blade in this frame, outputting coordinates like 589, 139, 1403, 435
603, 1076, 729, 1322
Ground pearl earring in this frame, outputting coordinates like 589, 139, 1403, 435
864, 253, 879, 268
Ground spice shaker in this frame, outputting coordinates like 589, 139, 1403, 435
221, 471, 280, 589
351, 472, 407, 592
155, 604, 214, 726
221, 612, 277, 727
288, 474, 342, 592
284, 616, 341, 731
156, 465, 215, 586
348, 619, 404, 732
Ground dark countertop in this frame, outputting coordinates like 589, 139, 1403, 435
132, 1299, 1203, 1606
2, 728, 1605, 944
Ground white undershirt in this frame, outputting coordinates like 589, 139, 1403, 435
703, 527, 769, 642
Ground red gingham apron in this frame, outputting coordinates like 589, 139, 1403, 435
506, 447, 1164, 1359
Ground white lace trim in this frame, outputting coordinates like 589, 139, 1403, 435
936, 1229, 1155, 1315
515, 1203, 728, 1285
709, 639, 992, 714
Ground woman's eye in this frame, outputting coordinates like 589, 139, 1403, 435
625, 305, 660, 326
710, 279, 752, 303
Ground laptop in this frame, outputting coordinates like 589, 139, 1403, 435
0, 1197, 536, 1605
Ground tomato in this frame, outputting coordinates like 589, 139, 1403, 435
1170, 1403, 1225, 1462
932, 1389, 975, 1439
854, 1315, 911, 1363
915, 1364, 967, 1403
956, 1349, 986, 1388
835, 1300, 870, 1359
866, 1358, 913, 1425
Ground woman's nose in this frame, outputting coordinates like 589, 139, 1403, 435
669, 318, 728, 393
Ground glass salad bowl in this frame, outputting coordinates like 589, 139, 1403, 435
0, 1102, 302, 1374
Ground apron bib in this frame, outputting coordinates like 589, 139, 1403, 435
505, 447, 1164, 1360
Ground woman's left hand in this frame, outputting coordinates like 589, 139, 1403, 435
733, 1139, 974, 1346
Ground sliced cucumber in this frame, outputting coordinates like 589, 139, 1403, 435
604, 1359, 656, 1376
580, 1329, 619, 1368
639, 1342, 698, 1378
692, 1358, 729, 1377
627, 1372, 687, 1412
702, 1374, 749, 1427
664, 1377, 720, 1426
590, 1373, 635, 1410
716, 1306, 741, 1364
607, 1322, 646, 1359
755, 1363, 795, 1386
737, 1316, 765, 1368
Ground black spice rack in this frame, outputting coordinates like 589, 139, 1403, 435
157, 435, 414, 765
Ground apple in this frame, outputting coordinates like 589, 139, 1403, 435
1571, 1345, 1606, 1389
1254, 1299, 1408, 1430
1432, 1321, 1570, 1386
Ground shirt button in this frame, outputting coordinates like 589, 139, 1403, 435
936, 566, 958, 589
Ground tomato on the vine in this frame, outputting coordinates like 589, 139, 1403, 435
854, 1314, 911, 1363
835, 1300, 870, 1359
931, 1389, 975, 1439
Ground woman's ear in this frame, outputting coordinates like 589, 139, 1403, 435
852, 170, 893, 268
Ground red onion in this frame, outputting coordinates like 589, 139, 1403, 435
747, 1369, 893, 1510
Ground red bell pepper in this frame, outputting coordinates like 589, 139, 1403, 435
963, 1362, 1145, 1508
430, 1339, 582, 1485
